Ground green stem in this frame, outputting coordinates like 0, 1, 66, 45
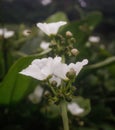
48, 81, 57, 96
60, 101, 69, 130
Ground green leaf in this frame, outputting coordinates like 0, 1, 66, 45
0, 50, 51, 105
46, 11, 69, 22
87, 56, 115, 69
0, 56, 37, 105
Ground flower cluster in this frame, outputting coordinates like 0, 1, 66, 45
28, 85, 84, 116
37, 21, 79, 59
20, 56, 88, 86
20, 56, 88, 103
19, 21, 89, 130
20, 21, 88, 104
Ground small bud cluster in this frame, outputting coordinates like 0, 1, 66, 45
46, 81, 77, 104
45, 69, 78, 104
47, 30, 79, 60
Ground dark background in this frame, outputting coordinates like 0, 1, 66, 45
0, 0, 115, 23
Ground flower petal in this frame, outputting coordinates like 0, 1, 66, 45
68, 59, 88, 76
67, 102, 84, 115
49, 75, 61, 87
20, 58, 52, 80
37, 21, 67, 36
40, 41, 50, 50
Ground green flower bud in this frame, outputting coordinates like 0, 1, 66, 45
44, 91, 50, 97
66, 68, 76, 79
51, 80, 57, 87
70, 37, 76, 43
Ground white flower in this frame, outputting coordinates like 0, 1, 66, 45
28, 85, 44, 104
41, 0, 52, 6
20, 57, 68, 81
20, 57, 88, 86
67, 102, 84, 115
36, 21, 67, 36
68, 59, 88, 76
88, 36, 100, 43
0, 28, 14, 38
40, 41, 50, 50
20, 57, 69, 86
20, 58, 52, 80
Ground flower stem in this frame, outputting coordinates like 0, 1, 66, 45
60, 101, 69, 130
48, 81, 57, 96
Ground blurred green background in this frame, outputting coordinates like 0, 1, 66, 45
0, 0, 115, 130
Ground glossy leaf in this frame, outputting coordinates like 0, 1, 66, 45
0, 49, 51, 105
0, 56, 37, 105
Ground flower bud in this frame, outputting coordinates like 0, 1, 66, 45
23, 29, 31, 36
66, 31, 73, 37
44, 91, 50, 97
70, 37, 76, 43
71, 48, 79, 56
66, 68, 76, 79
51, 80, 57, 87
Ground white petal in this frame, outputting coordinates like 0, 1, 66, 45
41, 57, 53, 76
49, 76, 61, 87
49, 56, 69, 79
20, 58, 53, 80
37, 23, 50, 35
28, 86, 43, 104
40, 41, 50, 50
53, 63, 69, 79
36, 21, 67, 36
68, 59, 88, 76
67, 102, 84, 115
34, 85, 44, 97
19, 64, 47, 80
